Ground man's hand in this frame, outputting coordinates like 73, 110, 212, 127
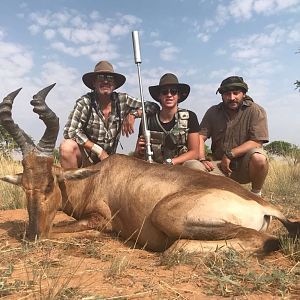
220, 155, 232, 175
200, 159, 215, 172
135, 136, 146, 157
122, 114, 135, 137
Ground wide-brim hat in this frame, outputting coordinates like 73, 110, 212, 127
149, 73, 190, 103
216, 76, 248, 94
82, 60, 126, 90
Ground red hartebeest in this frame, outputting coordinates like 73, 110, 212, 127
0, 85, 299, 253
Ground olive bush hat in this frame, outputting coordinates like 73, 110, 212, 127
82, 60, 126, 90
149, 73, 190, 103
216, 76, 248, 94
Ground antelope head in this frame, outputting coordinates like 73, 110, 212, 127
0, 85, 98, 240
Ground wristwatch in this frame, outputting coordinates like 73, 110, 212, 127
165, 158, 173, 165
225, 150, 235, 160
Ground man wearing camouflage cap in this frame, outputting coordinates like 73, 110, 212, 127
198, 76, 269, 196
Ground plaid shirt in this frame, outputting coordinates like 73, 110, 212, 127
63, 92, 158, 154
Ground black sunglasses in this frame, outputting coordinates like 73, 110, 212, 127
97, 74, 115, 82
160, 88, 179, 96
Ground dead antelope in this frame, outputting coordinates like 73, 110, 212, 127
0, 85, 299, 253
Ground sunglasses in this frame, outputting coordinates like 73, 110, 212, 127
160, 88, 179, 96
97, 74, 115, 82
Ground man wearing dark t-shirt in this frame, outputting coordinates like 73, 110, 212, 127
135, 73, 202, 170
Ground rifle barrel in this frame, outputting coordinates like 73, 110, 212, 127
131, 31, 153, 163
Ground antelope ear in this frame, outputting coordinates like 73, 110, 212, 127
60, 168, 100, 181
1, 174, 23, 185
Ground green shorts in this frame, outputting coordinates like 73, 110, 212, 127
229, 148, 268, 183
203, 148, 268, 184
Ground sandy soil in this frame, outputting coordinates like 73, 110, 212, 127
0, 209, 299, 299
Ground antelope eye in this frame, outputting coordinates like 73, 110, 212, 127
45, 180, 54, 193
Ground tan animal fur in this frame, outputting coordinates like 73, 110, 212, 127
0, 85, 299, 253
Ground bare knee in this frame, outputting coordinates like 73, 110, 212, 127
59, 139, 81, 168
60, 139, 79, 156
249, 153, 268, 170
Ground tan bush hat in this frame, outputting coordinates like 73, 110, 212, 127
82, 60, 126, 90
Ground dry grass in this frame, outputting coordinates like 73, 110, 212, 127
263, 160, 300, 210
279, 235, 300, 262
105, 255, 130, 278
1, 230, 300, 298
157, 246, 300, 298
199, 248, 299, 297
0, 155, 25, 210
0, 240, 90, 299
159, 248, 195, 268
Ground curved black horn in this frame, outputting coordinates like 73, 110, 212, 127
0, 88, 35, 156
30, 83, 59, 155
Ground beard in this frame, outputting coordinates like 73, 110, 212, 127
98, 86, 113, 96
224, 100, 242, 111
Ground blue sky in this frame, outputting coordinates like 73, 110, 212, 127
0, 0, 300, 154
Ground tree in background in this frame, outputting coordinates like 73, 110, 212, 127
0, 125, 19, 158
265, 140, 300, 165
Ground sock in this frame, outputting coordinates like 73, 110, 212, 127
251, 189, 262, 196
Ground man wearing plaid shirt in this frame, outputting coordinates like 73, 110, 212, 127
60, 60, 158, 168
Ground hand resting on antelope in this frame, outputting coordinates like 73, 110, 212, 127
0, 85, 299, 254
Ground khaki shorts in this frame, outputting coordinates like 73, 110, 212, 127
199, 148, 268, 184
